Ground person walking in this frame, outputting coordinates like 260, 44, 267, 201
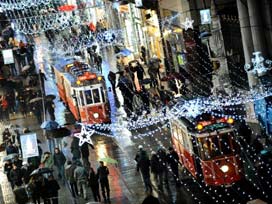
53, 147, 66, 183
167, 147, 180, 187
46, 100, 55, 121
88, 167, 101, 202
41, 152, 54, 169
28, 177, 41, 204
135, 146, 152, 193
9, 163, 23, 189
74, 161, 88, 200
65, 160, 79, 198
71, 137, 81, 161
47, 175, 60, 204
80, 143, 90, 170
97, 161, 110, 202
108, 71, 116, 94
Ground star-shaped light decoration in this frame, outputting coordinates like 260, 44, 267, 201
182, 17, 194, 31
74, 125, 95, 146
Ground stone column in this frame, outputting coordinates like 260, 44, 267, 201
247, 0, 267, 56
236, 0, 257, 88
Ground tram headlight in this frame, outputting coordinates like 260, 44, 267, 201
220, 165, 229, 173
227, 118, 234, 124
93, 113, 99, 119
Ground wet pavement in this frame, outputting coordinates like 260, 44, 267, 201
0, 35, 271, 204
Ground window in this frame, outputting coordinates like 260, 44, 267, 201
92, 89, 100, 103
85, 90, 93, 104
197, 132, 233, 160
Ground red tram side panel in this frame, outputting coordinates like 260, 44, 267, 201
170, 116, 243, 186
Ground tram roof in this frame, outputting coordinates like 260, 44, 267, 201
52, 56, 103, 85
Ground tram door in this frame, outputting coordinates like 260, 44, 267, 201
75, 88, 89, 122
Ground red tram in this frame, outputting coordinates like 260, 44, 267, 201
170, 114, 242, 186
52, 58, 110, 124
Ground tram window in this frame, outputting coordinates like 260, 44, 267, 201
210, 136, 221, 157
219, 133, 232, 155
93, 89, 100, 103
100, 87, 105, 102
85, 90, 93, 104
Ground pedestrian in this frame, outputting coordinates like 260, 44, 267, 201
9, 163, 23, 189
41, 152, 54, 169
140, 45, 147, 64
6, 141, 18, 155
157, 148, 169, 188
88, 167, 101, 202
108, 71, 116, 94
47, 175, 60, 204
13, 155, 23, 168
65, 160, 79, 198
53, 147, 66, 183
71, 137, 81, 161
18, 93, 27, 117
167, 147, 180, 187
27, 177, 41, 204
32, 103, 43, 124
74, 161, 88, 200
62, 142, 72, 162
150, 151, 160, 184
4, 160, 12, 183
80, 143, 90, 170
45, 100, 55, 121
1, 96, 9, 121
39, 69, 47, 93
97, 161, 110, 202
135, 145, 152, 193
39, 175, 50, 204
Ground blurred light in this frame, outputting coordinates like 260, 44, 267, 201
220, 165, 229, 173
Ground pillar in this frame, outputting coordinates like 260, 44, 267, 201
247, 0, 267, 57
236, 0, 257, 89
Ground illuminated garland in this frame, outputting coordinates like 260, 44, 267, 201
0, 0, 51, 10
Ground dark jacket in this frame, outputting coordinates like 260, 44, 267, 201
150, 154, 161, 174
167, 151, 179, 169
65, 164, 77, 183
53, 152, 66, 167
80, 143, 89, 159
71, 138, 81, 160
88, 171, 99, 187
47, 179, 60, 197
136, 151, 150, 175
6, 145, 18, 155
97, 166, 109, 181
10, 168, 23, 186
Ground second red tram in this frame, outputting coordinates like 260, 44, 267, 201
52, 58, 110, 124
170, 114, 242, 186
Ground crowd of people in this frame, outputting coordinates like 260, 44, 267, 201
108, 52, 176, 117
1, 124, 113, 204
135, 145, 181, 194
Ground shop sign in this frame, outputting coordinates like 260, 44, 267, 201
20, 133, 39, 159
200, 9, 211, 25
2, 49, 14, 64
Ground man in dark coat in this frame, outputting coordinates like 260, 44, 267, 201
6, 141, 18, 155
167, 147, 180, 187
10, 163, 23, 189
45, 100, 55, 121
108, 71, 116, 94
135, 145, 152, 193
88, 167, 101, 202
65, 161, 79, 198
39, 70, 47, 94
97, 161, 110, 202
47, 175, 60, 204
53, 147, 66, 183
71, 137, 81, 161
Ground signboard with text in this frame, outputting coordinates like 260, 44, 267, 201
200, 9, 211, 25
20, 133, 39, 159
2, 49, 14, 64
